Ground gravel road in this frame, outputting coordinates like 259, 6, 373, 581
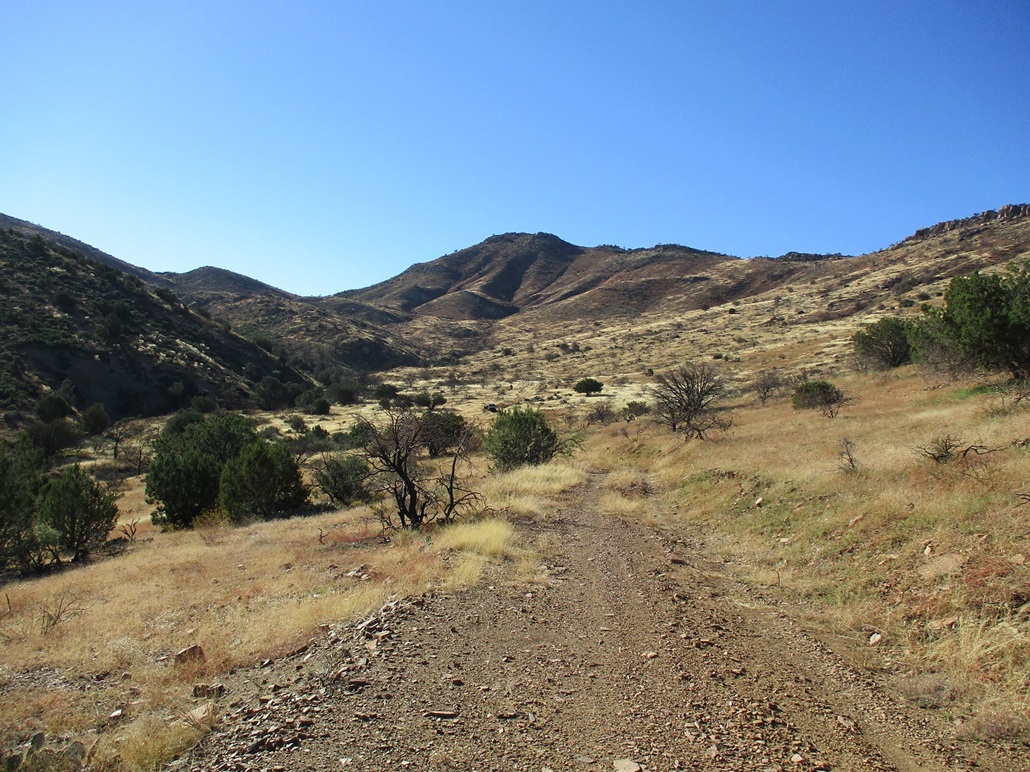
187, 476, 1027, 771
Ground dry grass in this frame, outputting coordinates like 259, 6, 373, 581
478, 460, 588, 518
566, 367, 1030, 739
0, 492, 526, 765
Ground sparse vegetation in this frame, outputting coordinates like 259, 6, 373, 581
4, 210, 1030, 761
650, 362, 732, 438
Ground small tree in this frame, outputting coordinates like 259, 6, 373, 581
146, 445, 221, 529
573, 378, 604, 397
852, 317, 913, 370
35, 465, 118, 563
36, 394, 70, 422
314, 454, 371, 507
914, 264, 1030, 380
650, 363, 732, 439
421, 411, 469, 457
218, 441, 308, 522
483, 407, 569, 470
751, 371, 784, 405
81, 403, 111, 436
792, 380, 847, 418
358, 408, 481, 529
146, 414, 257, 528
0, 438, 46, 569
25, 418, 81, 463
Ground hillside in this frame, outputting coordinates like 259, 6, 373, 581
0, 228, 308, 420
3, 204, 1029, 411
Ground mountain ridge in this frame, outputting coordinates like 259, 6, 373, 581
4, 204, 1030, 403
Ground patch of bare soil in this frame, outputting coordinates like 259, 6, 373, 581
187, 476, 1026, 771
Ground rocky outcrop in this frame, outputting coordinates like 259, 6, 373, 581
901, 203, 1030, 244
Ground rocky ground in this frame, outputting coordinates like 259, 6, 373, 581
186, 476, 1028, 771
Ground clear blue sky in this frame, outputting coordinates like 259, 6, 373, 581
2, 1, 1028, 296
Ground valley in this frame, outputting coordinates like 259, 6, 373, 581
1, 206, 1030, 770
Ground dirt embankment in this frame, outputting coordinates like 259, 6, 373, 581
189, 476, 1027, 771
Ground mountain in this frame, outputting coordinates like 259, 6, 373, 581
0, 227, 309, 420
3, 203, 1029, 417
338, 232, 735, 320
0, 212, 172, 288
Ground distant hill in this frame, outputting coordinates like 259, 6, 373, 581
339, 232, 734, 319
3, 204, 1029, 414
0, 227, 309, 420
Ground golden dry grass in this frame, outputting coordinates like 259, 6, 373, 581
0, 493, 524, 766
568, 367, 1030, 737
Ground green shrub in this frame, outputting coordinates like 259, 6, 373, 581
573, 378, 603, 396
914, 264, 1030, 379
0, 438, 46, 568
412, 390, 446, 409
421, 411, 470, 457
35, 465, 118, 563
792, 380, 846, 418
852, 317, 913, 370
146, 414, 257, 528
36, 394, 70, 422
314, 454, 371, 507
81, 403, 111, 436
483, 407, 570, 470
25, 418, 81, 462
218, 441, 308, 522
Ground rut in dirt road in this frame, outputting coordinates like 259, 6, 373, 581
190, 475, 1026, 771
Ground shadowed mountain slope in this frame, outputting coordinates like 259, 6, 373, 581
3, 205, 1029, 395
0, 228, 308, 420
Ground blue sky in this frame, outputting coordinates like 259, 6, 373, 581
1, 1, 1028, 296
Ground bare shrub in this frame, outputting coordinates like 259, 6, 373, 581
38, 591, 89, 636
752, 371, 784, 405
649, 362, 733, 439
586, 401, 617, 425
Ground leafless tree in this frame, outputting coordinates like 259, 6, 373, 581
357, 408, 482, 529
752, 371, 784, 405
650, 362, 733, 439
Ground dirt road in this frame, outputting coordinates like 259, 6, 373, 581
189, 476, 1026, 771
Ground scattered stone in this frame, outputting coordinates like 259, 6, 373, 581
424, 710, 459, 719
193, 683, 226, 699
613, 760, 641, 772
174, 645, 206, 665
868, 633, 883, 646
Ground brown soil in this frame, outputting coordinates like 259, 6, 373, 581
188, 476, 1027, 771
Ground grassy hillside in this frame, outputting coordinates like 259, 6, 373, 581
0, 229, 308, 421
